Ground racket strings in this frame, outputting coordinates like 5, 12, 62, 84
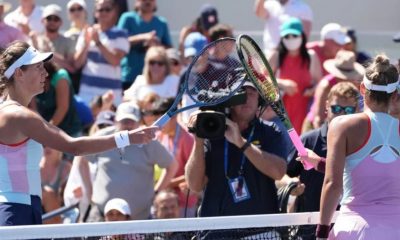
186, 39, 244, 105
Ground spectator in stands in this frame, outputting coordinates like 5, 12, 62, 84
117, 0, 172, 90
137, 92, 161, 126
89, 110, 115, 135
152, 98, 198, 217
285, 82, 360, 239
104, 198, 131, 221
166, 48, 182, 77
123, 46, 179, 103
304, 50, 364, 131
316, 54, 400, 239
34, 61, 82, 138
64, 0, 90, 94
0, 0, 26, 49
268, 17, 322, 133
77, 101, 178, 221
254, 0, 313, 54
307, 23, 350, 76
40, 146, 72, 224
185, 80, 287, 218
153, 190, 180, 219
4, 0, 44, 36
89, 90, 116, 121
74, 0, 129, 105
343, 27, 371, 66
30, 4, 76, 74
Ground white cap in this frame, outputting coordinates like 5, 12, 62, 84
104, 198, 131, 216
4, 46, 53, 79
115, 102, 141, 122
67, 0, 87, 10
42, 4, 62, 19
320, 23, 351, 45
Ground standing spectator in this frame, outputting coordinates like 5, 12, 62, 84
117, 0, 172, 90
285, 82, 360, 239
305, 50, 364, 130
34, 61, 82, 138
343, 27, 371, 66
123, 46, 179, 103
153, 98, 198, 217
254, 0, 313, 54
4, 0, 43, 36
307, 23, 351, 76
40, 146, 72, 224
316, 55, 400, 239
64, 0, 89, 45
185, 81, 287, 218
0, 0, 26, 49
74, 0, 129, 105
77, 102, 178, 221
268, 17, 322, 133
64, 0, 90, 93
30, 4, 75, 74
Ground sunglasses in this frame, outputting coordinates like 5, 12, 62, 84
46, 16, 61, 22
96, 7, 113, 13
330, 105, 356, 115
69, 6, 84, 13
149, 60, 166, 66
169, 60, 180, 66
283, 34, 300, 39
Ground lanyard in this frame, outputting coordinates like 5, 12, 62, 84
224, 124, 255, 180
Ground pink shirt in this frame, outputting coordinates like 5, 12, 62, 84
0, 22, 26, 49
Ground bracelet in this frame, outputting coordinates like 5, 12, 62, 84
114, 130, 130, 148
239, 141, 251, 152
316, 224, 330, 238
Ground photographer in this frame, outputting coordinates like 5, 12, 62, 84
185, 81, 288, 217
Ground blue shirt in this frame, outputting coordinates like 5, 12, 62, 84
200, 118, 288, 217
117, 12, 172, 84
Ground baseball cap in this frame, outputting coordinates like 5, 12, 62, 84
94, 110, 115, 126
166, 48, 180, 61
0, 0, 11, 13
42, 4, 62, 19
67, 0, 87, 10
104, 198, 131, 216
115, 102, 141, 122
184, 32, 208, 57
320, 23, 351, 45
4, 46, 53, 79
200, 4, 219, 31
280, 17, 303, 37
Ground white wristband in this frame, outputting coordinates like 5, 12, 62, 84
114, 130, 130, 148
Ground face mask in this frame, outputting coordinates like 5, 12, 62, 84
282, 37, 302, 51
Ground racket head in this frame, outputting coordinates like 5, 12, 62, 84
184, 37, 246, 107
236, 34, 281, 105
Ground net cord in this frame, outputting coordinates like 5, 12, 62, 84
0, 212, 338, 240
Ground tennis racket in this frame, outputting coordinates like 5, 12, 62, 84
153, 37, 245, 128
236, 34, 313, 170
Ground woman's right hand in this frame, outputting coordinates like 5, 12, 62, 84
296, 148, 322, 169
128, 126, 158, 145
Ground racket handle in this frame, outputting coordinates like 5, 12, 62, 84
152, 112, 171, 128
287, 129, 313, 170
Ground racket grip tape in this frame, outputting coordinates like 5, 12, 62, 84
288, 129, 313, 170
152, 112, 172, 128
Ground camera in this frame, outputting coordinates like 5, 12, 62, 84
191, 88, 247, 139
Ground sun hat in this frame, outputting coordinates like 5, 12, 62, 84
323, 50, 364, 81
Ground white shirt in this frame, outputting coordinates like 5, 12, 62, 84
4, 5, 44, 34
263, 0, 313, 53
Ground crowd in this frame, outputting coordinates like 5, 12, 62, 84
0, 0, 399, 239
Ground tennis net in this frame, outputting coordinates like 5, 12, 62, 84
0, 211, 337, 240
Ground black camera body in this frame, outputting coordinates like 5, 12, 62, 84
193, 89, 247, 139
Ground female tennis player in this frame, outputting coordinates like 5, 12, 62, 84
0, 41, 157, 226
316, 54, 400, 239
